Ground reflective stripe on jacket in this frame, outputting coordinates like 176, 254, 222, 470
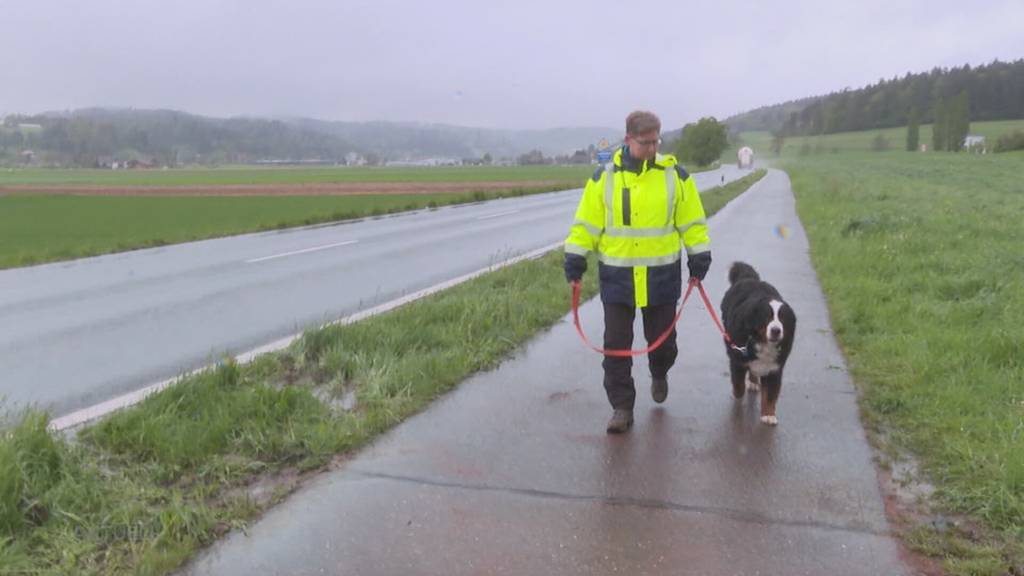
564, 147, 710, 307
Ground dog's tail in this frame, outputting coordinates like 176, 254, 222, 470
728, 261, 760, 285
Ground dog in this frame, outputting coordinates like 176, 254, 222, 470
720, 262, 796, 425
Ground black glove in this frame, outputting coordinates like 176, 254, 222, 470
564, 253, 587, 283
687, 251, 711, 281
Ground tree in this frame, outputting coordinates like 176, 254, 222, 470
932, 98, 947, 151
994, 130, 1024, 152
721, 59, 1024, 137
517, 149, 547, 165
906, 107, 920, 151
770, 130, 785, 156
675, 117, 728, 167
946, 91, 970, 152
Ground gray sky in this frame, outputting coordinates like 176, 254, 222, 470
2, 0, 1021, 130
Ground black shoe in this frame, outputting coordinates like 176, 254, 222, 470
651, 376, 668, 404
606, 409, 634, 434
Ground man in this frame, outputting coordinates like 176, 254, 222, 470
564, 110, 711, 434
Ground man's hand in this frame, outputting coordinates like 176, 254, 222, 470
687, 251, 711, 281
564, 253, 587, 283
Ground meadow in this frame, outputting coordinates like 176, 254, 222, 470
785, 150, 1023, 574
0, 189, 558, 269
732, 119, 1024, 159
0, 164, 594, 186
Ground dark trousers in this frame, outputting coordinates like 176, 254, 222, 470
602, 301, 679, 410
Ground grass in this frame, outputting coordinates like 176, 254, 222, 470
0, 165, 595, 187
784, 150, 1024, 574
0, 186, 569, 270
733, 119, 1024, 160
700, 169, 765, 215
0, 162, 731, 270
0, 253, 600, 574
0, 167, 760, 574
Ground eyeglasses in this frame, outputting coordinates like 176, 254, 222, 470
632, 136, 662, 147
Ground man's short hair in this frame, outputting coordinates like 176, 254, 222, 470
626, 111, 661, 136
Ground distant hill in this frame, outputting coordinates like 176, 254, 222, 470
286, 118, 617, 161
0, 108, 617, 167
724, 58, 1024, 136
0, 108, 354, 167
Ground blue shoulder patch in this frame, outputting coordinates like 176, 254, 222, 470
591, 166, 604, 183
674, 165, 690, 181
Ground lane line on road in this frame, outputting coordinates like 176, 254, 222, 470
475, 209, 520, 220
245, 240, 359, 263
51, 240, 564, 432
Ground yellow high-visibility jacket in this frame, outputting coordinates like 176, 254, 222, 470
564, 147, 710, 307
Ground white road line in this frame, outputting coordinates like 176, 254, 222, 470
245, 240, 359, 263
50, 241, 564, 432
476, 209, 520, 220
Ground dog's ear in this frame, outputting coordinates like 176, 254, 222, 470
732, 300, 760, 340
780, 302, 797, 330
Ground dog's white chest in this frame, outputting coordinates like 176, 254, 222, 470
748, 342, 781, 376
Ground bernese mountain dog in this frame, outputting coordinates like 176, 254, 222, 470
720, 262, 797, 425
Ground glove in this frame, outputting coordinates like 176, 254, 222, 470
564, 253, 587, 283
687, 251, 711, 281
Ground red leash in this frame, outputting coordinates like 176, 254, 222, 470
571, 278, 745, 356
690, 280, 744, 350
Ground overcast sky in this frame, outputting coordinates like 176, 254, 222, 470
2, 0, 1021, 131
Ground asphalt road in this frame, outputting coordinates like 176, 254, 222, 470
181, 169, 912, 576
0, 166, 746, 418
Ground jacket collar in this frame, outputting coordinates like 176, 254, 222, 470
615, 146, 664, 173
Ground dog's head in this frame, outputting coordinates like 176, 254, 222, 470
741, 297, 796, 347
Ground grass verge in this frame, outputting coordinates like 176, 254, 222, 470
0, 172, 758, 574
784, 151, 1023, 575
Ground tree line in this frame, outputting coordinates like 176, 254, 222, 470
0, 109, 620, 168
725, 59, 1024, 138
0, 109, 355, 167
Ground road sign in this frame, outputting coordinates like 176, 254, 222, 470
596, 150, 612, 163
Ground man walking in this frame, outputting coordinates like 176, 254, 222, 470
564, 111, 711, 433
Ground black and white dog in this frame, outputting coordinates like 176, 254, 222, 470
720, 262, 797, 425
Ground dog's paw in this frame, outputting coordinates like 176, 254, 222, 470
746, 379, 761, 393
760, 415, 778, 426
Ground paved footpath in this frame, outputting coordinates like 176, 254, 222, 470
182, 169, 912, 576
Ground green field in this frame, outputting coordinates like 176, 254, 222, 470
0, 189, 570, 269
786, 150, 1023, 574
0, 161, 718, 270
732, 119, 1024, 160
0, 165, 595, 187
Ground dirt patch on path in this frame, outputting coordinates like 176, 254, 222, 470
0, 180, 571, 197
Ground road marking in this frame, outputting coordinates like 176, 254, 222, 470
50, 241, 564, 432
245, 240, 358, 263
476, 209, 519, 220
